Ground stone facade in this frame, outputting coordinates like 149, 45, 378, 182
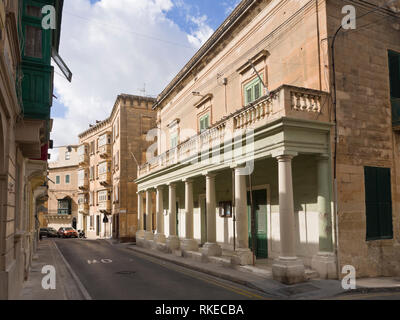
46, 146, 79, 231
135, 0, 400, 283
0, 0, 53, 299
78, 95, 156, 241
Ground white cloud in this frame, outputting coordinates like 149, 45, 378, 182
50, 0, 211, 161
186, 15, 214, 48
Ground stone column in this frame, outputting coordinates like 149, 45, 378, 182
311, 154, 337, 279
135, 192, 145, 239
200, 173, 222, 256
144, 190, 154, 240
181, 179, 198, 251
272, 153, 305, 284
154, 186, 166, 243
166, 183, 180, 250
231, 167, 252, 265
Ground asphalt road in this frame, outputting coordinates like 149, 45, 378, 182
54, 239, 271, 300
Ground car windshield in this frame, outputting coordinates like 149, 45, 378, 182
65, 228, 73, 230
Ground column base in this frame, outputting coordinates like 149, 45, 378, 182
136, 230, 145, 239
200, 242, 222, 257
166, 235, 180, 251
272, 257, 305, 284
181, 239, 199, 252
144, 231, 154, 241
154, 233, 166, 244
311, 252, 337, 279
231, 248, 254, 266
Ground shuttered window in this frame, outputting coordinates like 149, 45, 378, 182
389, 51, 400, 126
364, 167, 393, 240
199, 114, 210, 133
244, 74, 263, 105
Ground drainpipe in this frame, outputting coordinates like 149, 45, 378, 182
331, 24, 342, 280
232, 169, 236, 251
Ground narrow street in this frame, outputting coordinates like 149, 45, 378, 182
54, 239, 271, 300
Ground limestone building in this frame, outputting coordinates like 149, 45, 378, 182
78, 95, 156, 241
0, 0, 67, 298
47, 146, 80, 231
135, 0, 400, 284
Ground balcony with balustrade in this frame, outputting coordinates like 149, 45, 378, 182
78, 144, 89, 166
138, 85, 330, 179
78, 169, 89, 190
98, 133, 112, 159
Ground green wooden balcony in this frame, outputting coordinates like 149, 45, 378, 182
21, 62, 53, 120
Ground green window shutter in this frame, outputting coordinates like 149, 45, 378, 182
56, 176, 60, 184
204, 114, 209, 129
65, 175, 70, 184
254, 82, 261, 100
246, 88, 252, 105
364, 166, 393, 240
389, 51, 400, 99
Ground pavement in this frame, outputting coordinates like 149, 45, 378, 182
115, 240, 400, 300
17, 238, 400, 300
18, 238, 90, 300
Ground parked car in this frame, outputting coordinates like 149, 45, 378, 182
57, 227, 79, 238
40, 227, 58, 238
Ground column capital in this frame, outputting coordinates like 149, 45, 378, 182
203, 171, 217, 178
182, 178, 194, 183
156, 185, 165, 191
316, 153, 330, 161
273, 150, 298, 161
167, 182, 177, 189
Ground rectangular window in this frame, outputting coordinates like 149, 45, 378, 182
364, 166, 393, 240
56, 176, 60, 184
65, 175, 70, 184
98, 162, 109, 175
27, 5, 42, 18
25, 25, 42, 58
90, 141, 95, 154
98, 190, 108, 202
90, 166, 94, 180
244, 74, 263, 105
58, 199, 71, 215
170, 133, 178, 148
65, 151, 70, 160
98, 134, 109, 147
199, 114, 210, 133
78, 145, 87, 156
389, 51, 400, 99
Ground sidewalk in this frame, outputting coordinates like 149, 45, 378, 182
109, 240, 400, 299
18, 239, 90, 300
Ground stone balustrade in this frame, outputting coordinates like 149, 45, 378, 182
138, 85, 328, 178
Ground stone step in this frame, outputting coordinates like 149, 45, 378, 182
305, 269, 319, 280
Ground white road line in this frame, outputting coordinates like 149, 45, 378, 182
53, 240, 93, 300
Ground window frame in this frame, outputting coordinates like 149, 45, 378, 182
55, 175, 60, 185
199, 113, 210, 133
364, 166, 394, 241
243, 73, 264, 106
65, 174, 70, 184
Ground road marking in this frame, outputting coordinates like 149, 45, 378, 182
332, 291, 400, 300
101, 259, 113, 264
53, 241, 92, 300
128, 249, 269, 300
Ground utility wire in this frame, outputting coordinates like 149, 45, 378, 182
63, 10, 198, 50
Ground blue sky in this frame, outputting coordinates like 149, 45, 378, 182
50, 0, 241, 157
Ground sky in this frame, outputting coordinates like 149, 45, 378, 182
49, 0, 241, 160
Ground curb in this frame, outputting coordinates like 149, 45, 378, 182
335, 286, 400, 296
53, 241, 92, 300
126, 245, 282, 297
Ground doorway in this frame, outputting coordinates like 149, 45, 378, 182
96, 215, 100, 237
247, 188, 268, 258
199, 194, 207, 245
72, 217, 77, 230
176, 198, 180, 237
